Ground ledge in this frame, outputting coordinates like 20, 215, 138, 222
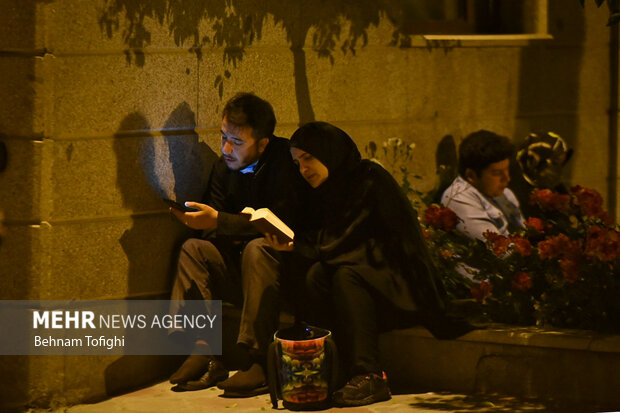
410, 34, 554, 48
379, 324, 620, 410
388, 323, 620, 353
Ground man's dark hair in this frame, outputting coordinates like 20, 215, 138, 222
458, 130, 515, 177
222, 93, 276, 140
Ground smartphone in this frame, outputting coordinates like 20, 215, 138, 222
163, 199, 198, 213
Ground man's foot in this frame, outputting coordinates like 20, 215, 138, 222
169, 354, 212, 384
172, 359, 228, 391
217, 363, 268, 397
332, 373, 391, 407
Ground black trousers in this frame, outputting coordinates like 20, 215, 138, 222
305, 263, 418, 377
169, 237, 282, 357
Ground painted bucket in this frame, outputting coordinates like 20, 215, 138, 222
267, 324, 339, 410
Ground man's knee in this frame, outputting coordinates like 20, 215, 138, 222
241, 238, 280, 287
242, 237, 269, 256
241, 237, 278, 267
180, 238, 215, 259
177, 239, 224, 280
181, 238, 202, 255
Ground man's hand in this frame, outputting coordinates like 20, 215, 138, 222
265, 233, 294, 252
170, 202, 219, 231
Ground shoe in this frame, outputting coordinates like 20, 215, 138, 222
217, 363, 268, 398
171, 359, 228, 392
169, 354, 212, 384
332, 373, 391, 407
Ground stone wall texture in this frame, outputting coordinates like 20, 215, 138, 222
0, 0, 616, 410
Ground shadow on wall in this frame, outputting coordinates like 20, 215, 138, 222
98, 0, 420, 124
430, 134, 458, 204
511, 2, 585, 212
114, 112, 167, 299
114, 103, 215, 297
162, 102, 216, 202
107, 103, 216, 396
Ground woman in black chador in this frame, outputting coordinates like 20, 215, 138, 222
267, 122, 472, 407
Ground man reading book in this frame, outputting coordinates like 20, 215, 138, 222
167, 93, 302, 396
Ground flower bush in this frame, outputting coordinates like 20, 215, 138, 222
368, 136, 620, 332
423, 186, 620, 333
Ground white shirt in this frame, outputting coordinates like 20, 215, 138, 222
441, 176, 524, 241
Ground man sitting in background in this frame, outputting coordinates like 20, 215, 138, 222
441, 130, 524, 241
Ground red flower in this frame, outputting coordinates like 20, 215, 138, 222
525, 217, 545, 233
530, 189, 572, 214
484, 231, 511, 256
470, 281, 492, 302
571, 185, 610, 223
538, 234, 582, 260
585, 226, 620, 262
510, 236, 532, 256
424, 205, 459, 232
511, 272, 532, 291
538, 237, 560, 259
559, 258, 580, 283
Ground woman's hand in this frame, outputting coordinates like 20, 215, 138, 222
265, 233, 294, 252
170, 201, 219, 231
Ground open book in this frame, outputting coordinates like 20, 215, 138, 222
240, 207, 294, 243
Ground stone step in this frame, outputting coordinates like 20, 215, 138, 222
379, 324, 620, 410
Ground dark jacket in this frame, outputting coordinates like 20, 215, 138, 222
203, 136, 302, 242
294, 160, 447, 316
290, 122, 472, 339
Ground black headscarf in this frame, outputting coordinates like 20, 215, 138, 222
290, 122, 361, 186
288, 122, 365, 241
291, 122, 364, 217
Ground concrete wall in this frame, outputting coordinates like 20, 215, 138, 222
0, 0, 614, 409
